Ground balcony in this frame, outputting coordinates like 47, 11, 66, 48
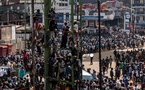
132, 3, 145, 6
136, 11, 145, 14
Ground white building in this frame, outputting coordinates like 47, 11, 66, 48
52, 0, 71, 29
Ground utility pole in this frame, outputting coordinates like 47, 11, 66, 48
98, 0, 102, 90
24, 0, 26, 49
79, 0, 82, 81
31, 0, 36, 89
44, 0, 51, 90
71, 0, 75, 89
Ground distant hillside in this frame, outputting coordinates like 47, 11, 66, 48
82, 0, 131, 7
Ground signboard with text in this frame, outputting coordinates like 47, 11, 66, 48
82, 16, 104, 20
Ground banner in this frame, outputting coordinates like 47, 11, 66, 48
124, 12, 130, 31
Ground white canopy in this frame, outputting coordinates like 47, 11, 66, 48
82, 70, 93, 81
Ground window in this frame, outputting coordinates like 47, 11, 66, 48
66, 13, 69, 20
56, 13, 64, 23
136, 16, 140, 21
59, 3, 67, 6
132, 0, 134, 4
65, 3, 68, 6
140, 8, 143, 11
107, 3, 112, 8
62, 3, 64, 6
143, 16, 145, 20
140, 16, 143, 20
140, 0, 143, 3
59, 3, 61, 6
136, 0, 140, 4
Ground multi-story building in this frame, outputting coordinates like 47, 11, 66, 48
0, 0, 71, 28
131, 0, 145, 27
52, 0, 71, 29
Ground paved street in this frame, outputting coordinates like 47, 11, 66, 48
83, 47, 145, 75
82, 47, 145, 88
83, 50, 115, 77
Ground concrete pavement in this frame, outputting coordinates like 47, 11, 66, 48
82, 48, 143, 88
83, 50, 115, 77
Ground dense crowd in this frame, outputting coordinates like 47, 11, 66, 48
80, 49, 145, 90
82, 28, 144, 54
0, 49, 44, 90
0, 20, 145, 90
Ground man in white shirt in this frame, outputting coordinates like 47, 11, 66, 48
90, 53, 94, 65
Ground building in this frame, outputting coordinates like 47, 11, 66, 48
52, 0, 71, 29
80, 0, 126, 27
131, 0, 145, 28
0, 0, 71, 29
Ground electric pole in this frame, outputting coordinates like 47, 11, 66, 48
98, 0, 102, 90
80, 0, 83, 81
31, 0, 36, 89
71, 0, 75, 89
44, 0, 51, 90
24, 0, 26, 49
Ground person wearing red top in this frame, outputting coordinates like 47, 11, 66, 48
23, 50, 29, 71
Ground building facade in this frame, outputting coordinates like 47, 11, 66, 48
0, 0, 71, 28
132, 0, 145, 26
52, 0, 71, 29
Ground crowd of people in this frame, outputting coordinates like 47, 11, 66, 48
0, 20, 145, 90
0, 49, 44, 90
80, 49, 145, 90
82, 27, 144, 54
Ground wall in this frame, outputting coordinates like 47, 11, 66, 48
5, 38, 25, 53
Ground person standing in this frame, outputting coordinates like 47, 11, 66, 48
109, 56, 113, 68
18, 66, 26, 80
123, 75, 129, 87
90, 53, 94, 65
110, 68, 114, 80
23, 50, 29, 71
61, 26, 69, 49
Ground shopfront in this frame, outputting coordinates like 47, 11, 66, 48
0, 25, 15, 56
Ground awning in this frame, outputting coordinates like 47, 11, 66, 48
82, 70, 93, 80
